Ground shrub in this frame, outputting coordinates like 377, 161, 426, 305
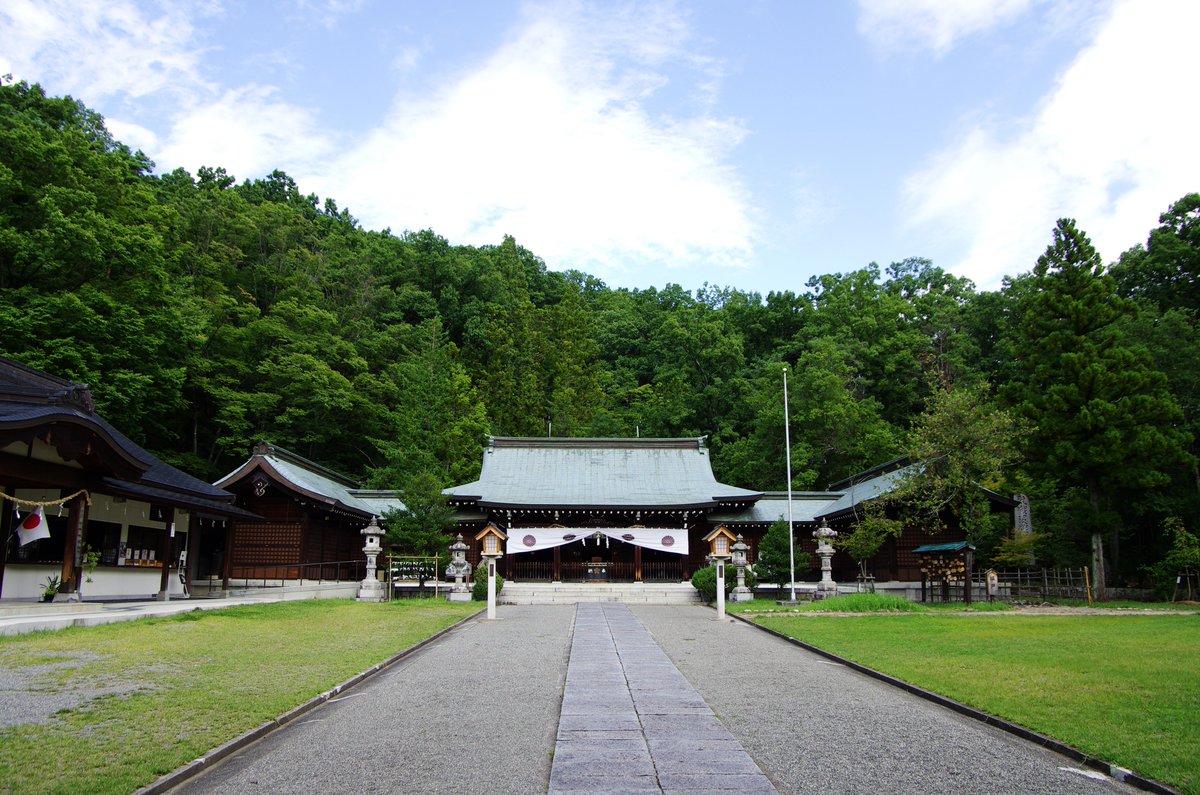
471, 561, 505, 601
690, 564, 755, 602
807, 593, 925, 613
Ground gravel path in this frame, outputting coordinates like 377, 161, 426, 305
162, 603, 1142, 794
167, 606, 574, 795
630, 605, 1136, 795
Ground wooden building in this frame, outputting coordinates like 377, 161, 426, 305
0, 357, 253, 601
213, 443, 403, 587
446, 438, 1019, 584
444, 437, 760, 582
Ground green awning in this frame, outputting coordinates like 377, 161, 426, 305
912, 541, 975, 554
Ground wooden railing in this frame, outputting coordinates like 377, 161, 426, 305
228, 560, 365, 586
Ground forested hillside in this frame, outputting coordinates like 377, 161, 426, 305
2, 81, 1196, 584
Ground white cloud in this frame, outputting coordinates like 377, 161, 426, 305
857, 0, 1034, 56
0, 1, 337, 184
318, 1, 754, 282
155, 85, 337, 180
2, 0, 753, 285
292, 0, 365, 30
900, 0, 1200, 288
0, 0, 206, 100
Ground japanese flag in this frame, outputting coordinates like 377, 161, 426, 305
17, 506, 50, 546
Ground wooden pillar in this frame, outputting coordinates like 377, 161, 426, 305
0, 485, 12, 597
158, 507, 175, 598
222, 519, 235, 591
634, 545, 642, 583
553, 545, 561, 582
60, 492, 86, 595
185, 513, 200, 589
963, 549, 974, 605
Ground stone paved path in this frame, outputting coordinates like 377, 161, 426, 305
550, 603, 775, 794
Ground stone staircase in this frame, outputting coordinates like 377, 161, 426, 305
498, 582, 702, 605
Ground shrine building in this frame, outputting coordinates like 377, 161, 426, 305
444, 436, 1018, 585
0, 357, 255, 601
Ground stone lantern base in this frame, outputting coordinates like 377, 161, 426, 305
447, 587, 471, 603
356, 578, 386, 602
814, 582, 838, 601
731, 585, 754, 602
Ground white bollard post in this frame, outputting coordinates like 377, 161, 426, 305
716, 560, 726, 620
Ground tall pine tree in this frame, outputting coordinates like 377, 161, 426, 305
1009, 219, 1189, 597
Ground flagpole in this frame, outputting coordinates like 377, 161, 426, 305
784, 366, 796, 603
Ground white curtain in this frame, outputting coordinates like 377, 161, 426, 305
506, 528, 589, 554
506, 527, 687, 556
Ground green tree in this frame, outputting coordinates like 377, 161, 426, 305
1111, 193, 1200, 312
754, 520, 811, 593
838, 501, 903, 580
1143, 517, 1200, 598
1007, 218, 1190, 597
898, 380, 1023, 544
384, 471, 456, 589
368, 320, 489, 488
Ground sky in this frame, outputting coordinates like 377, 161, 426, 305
2, 0, 1198, 296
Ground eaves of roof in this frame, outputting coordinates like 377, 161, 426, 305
99, 477, 259, 519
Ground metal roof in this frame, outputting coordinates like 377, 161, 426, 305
445, 437, 761, 510
709, 493, 842, 525
215, 443, 405, 518
815, 463, 918, 520
913, 541, 975, 553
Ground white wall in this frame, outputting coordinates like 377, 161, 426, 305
3, 491, 191, 600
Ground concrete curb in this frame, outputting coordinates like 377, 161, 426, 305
133, 608, 484, 795
729, 611, 1177, 795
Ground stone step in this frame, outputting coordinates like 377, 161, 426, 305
498, 582, 703, 605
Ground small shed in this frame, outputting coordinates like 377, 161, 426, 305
912, 541, 976, 604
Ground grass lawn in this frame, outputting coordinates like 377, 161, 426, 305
755, 608, 1200, 794
0, 599, 478, 795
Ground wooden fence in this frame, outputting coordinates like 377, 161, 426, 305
993, 567, 1090, 601
919, 567, 1090, 603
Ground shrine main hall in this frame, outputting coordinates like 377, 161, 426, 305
439, 436, 1004, 584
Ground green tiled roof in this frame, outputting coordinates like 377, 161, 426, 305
709, 493, 841, 524
445, 437, 760, 510
216, 443, 405, 518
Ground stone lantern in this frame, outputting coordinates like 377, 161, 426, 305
812, 522, 839, 600
730, 533, 753, 603
357, 515, 386, 602
445, 533, 471, 602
